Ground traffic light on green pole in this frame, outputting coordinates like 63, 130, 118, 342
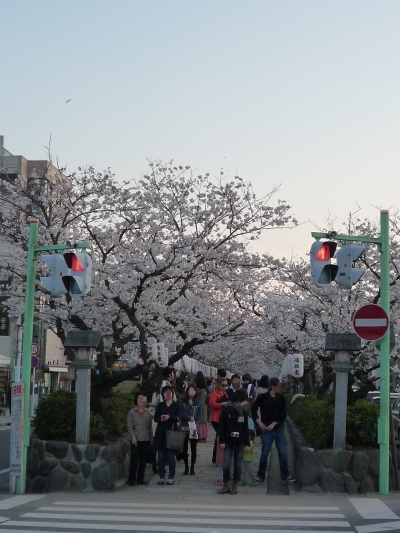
310, 241, 338, 286
40, 252, 92, 298
336, 245, 365, 289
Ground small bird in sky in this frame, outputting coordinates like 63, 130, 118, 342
65, 99, 71, 103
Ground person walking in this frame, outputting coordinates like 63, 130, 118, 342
242, 373, 255, 407
226, 374, 241, 401
217, 388, 250, 494
255, 375, 269, 399
126, 392, 153, 486
251, 377, 296, 484
194, 372, 208, 442
209, 377, 229, 464
181, 384, 202, 475
153, 385, 181, 485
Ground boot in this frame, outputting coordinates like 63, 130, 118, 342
190, 458, 196, 475
217, 480, 231, 494
230, 481, 238, 494
183, 455, 189, 475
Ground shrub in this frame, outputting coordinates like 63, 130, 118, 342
32, 390, 76, 441
90, 413, 106, 441
346, 400, 379, 446
102, 392, 135, 436
287, 394, 379, 449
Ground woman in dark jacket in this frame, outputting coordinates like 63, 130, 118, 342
153, 385, 181, 485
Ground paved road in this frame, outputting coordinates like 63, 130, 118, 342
0, 492, 400, 532
0, 428, 10, 493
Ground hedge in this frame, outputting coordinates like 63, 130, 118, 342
287, 395, 379, 449
32, 389, 137, 443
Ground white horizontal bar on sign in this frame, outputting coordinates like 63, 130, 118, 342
22, 513, 351, 527
4, 524, 354, 533
355, 319, 387, 327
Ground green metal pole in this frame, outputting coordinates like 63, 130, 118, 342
379, 210, 390, 495
17, 219, 39, 494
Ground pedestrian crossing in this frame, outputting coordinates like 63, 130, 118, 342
0, 500, 354, 533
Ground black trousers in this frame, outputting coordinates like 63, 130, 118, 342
128, 441, 149, 483
211, 421, 219, 464
183, 435, 198, 468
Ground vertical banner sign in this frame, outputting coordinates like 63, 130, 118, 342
10, 383, 24, 476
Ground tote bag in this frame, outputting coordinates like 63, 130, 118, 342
166, 423, 185, 451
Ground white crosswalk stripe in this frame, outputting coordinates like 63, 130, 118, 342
0, 500, 353, 533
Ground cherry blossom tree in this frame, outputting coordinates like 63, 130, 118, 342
0, 159, 295, 394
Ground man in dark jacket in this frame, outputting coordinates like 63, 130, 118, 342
251, 377, 295, 483
217, 388, 250, 494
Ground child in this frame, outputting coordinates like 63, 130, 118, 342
239, 429, 257, 486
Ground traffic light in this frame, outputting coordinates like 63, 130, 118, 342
310, 241, 338, 286
40, 252, 92, 298
336, 245, 365, 289
62, 252, 92, 297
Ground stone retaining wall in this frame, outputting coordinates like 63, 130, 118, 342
286, 416, 393, 493
27, 438, 130, 493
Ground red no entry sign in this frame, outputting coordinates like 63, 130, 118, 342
353, 304, 389, 341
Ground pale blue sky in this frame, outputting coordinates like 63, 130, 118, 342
2, 0, 400, 258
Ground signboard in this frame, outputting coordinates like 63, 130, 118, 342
31, 355, 39, 369
31, 343, 40, 356
353, 304, 389, 341
10, 383, 24, 476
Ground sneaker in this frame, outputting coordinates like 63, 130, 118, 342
238, 481, 246, 486
255, 477, 264, 483
251, 481, 257, 487
217, 480, 225, 486
285, 476, 297, 483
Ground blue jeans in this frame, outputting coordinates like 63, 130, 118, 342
158, 449, 176, 480
223, 444, 244, 483
257, 428, 289, 481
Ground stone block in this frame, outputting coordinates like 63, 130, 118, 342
351, 452, 370, 482
45, 441, 69, 459
71, 444, 83, 462
101, 445, 119, 463
366, 450, 380, 480
315, 449, 336, 469
30, 439, 45, 461
360, 474, 375, 494
45, 468, 71, 492
30, 475, 46, 493
69, 474, 88, 492
120, 439, 130, 456
39, 458, 58, 476
300, 483, 324, 493
85, 444, 100, 462
297, 447, 322, 486
92, 462, 118, 491
81, 462, 92, 479
334, 450, 353, 473
343, 472, 358, 494
61, 460, 80, 474
320, 467, 345, 493
27, 449, 39, 480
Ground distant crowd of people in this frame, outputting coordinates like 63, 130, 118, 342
126, 366, 296, 493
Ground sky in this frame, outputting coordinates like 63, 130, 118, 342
2, 0, 400, 259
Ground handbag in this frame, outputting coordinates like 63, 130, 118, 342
166, 423, 185, 451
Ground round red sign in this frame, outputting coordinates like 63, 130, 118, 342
353, 304, 389, 341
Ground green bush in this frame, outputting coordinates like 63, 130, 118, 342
346, 400, 379, 446
102, 392, 135, 436
32, 390, 76, 441
32, 390, 136, 442
287, 395, 379, 449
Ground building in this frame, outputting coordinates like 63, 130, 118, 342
0, 135, 72, 403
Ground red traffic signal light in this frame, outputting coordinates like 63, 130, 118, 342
64, 253, 85, 272
315, 243, 334, 261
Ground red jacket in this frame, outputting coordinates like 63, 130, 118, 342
209, 389, 228, 423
